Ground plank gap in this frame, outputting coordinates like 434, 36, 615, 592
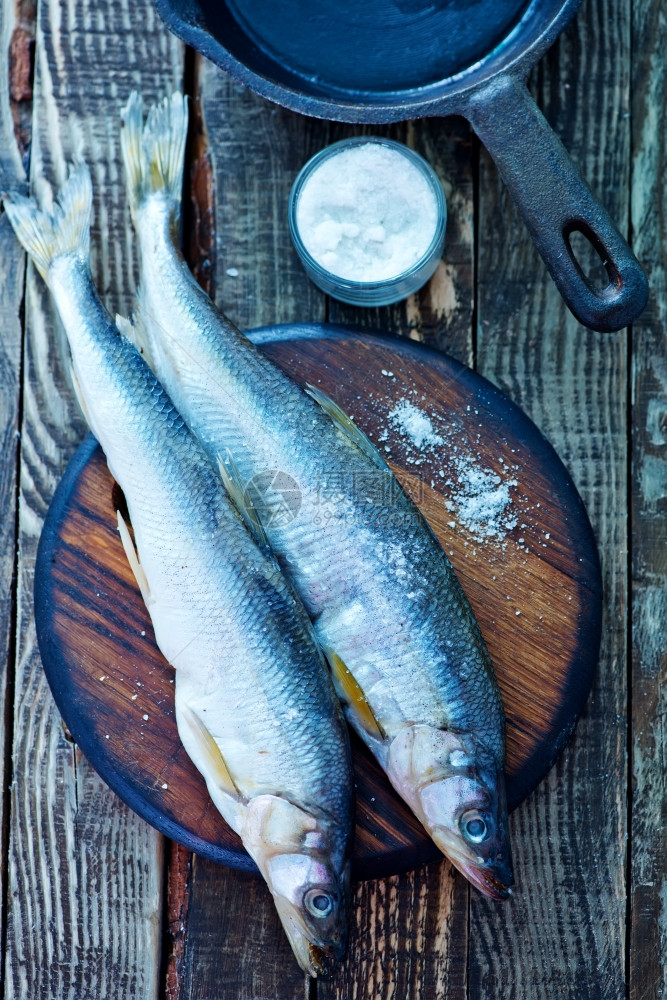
471, 129, 481, 375
181, 49, 216, 300
8, 0, 35, 166
161, 842, 192, 1000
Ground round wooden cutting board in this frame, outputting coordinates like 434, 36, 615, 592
35, 323, 602, 880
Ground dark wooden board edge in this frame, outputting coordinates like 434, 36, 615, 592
34, 324, 603, 879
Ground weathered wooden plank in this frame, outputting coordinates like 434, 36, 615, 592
172, 61, 330, 1000
0, 0, 29, 988
321, 106, 475, 1000
199, 61, 329, 330
470, 0, 630, 996
181, 859, 309, 1000
5, 0, 183, 996
629, 1, 667, 997
318, 862, 468, 1000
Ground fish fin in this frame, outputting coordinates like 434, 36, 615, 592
116, 509, 152, 607
3, 164, 92, 280
323, 648, 385, 741
217, 449, 270, 553
178, 704, 242, 800
119, 91, 145, 217
69, 366, 93, 428
305, 384, 389, 471
116, 309, 155, 369
120, 90, 188, 217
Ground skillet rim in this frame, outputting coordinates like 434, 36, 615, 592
152, 0, 583, 122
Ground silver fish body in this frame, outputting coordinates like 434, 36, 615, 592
122, 94, 514, 897
4, 166, 354, 972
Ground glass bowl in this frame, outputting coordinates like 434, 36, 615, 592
288, 137, 447, 307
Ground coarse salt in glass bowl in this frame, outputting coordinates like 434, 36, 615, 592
288, 137, 447, 307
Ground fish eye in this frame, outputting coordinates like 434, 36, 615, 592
304, 888, 334, 918
461, 810, 489, 844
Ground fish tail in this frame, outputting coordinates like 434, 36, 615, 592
120, 90, 188, 218
3, 164, 92, 280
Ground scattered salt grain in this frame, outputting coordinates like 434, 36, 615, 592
388, 400, 444, 450
226, 267, 239, 277
142, 714, 149, 721
444, 462, 518, 541
161, 783, 168, 790
376, 388, 521, 544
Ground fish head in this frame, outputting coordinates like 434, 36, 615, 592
265, 850, 351, 975
243, 794, 351, 976
421, 759, 513, 899
388, 726, 513, 899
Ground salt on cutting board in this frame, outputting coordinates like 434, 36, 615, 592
385, 398, 518, 541
34, 324, 602, 880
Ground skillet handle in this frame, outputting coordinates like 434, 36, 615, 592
465, 74, 648, 332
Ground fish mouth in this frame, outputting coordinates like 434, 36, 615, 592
453, 857, 514, 900
272, 896, 344, 976
286, 933, 341, 978
306, 943, 329, 978
429, 829, 514, 899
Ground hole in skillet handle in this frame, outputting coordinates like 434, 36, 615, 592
564, 222, 617, 295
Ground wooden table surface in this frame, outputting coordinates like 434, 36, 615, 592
0, 0, 665, 997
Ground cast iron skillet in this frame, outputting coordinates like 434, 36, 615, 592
153, 0, 648, 333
